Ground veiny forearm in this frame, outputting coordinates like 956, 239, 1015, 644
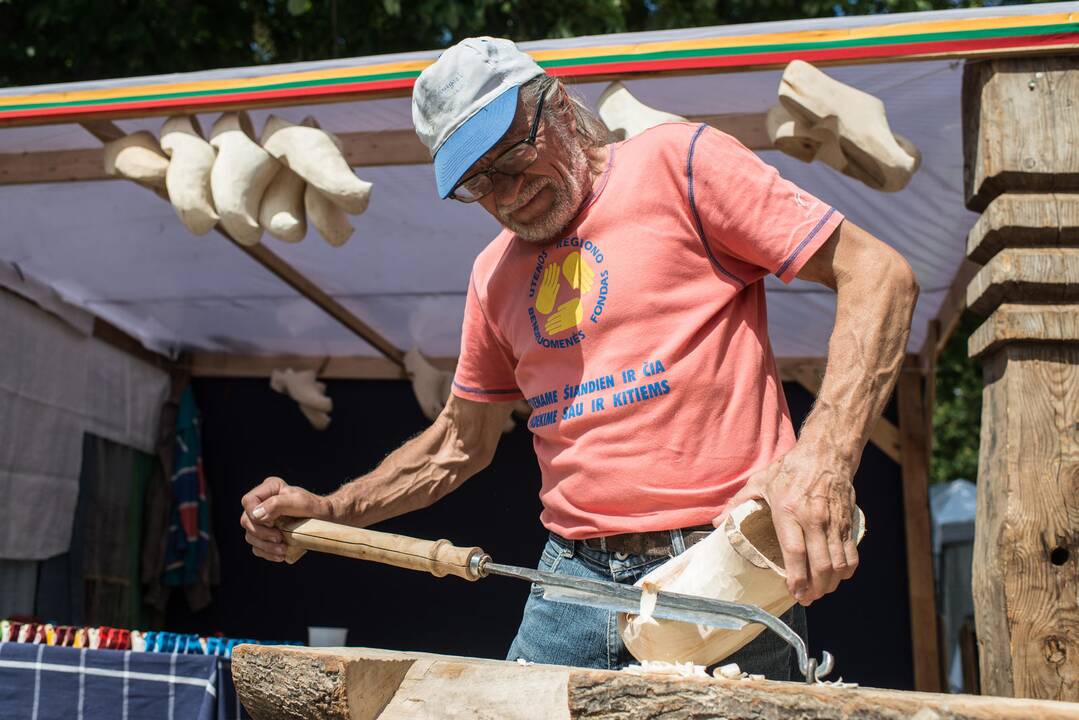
324, 397, 507, 527
799, 245, 919, 469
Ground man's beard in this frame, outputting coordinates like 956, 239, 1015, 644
496, 133, 591, 244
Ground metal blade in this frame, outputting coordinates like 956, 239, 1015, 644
481, 559, 834, 683
484, 562, 746, 630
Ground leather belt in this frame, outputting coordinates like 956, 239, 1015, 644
580, 524, 715, 559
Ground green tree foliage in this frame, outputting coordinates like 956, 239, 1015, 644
1, 0, 1022, 87
931, 313, 983, 484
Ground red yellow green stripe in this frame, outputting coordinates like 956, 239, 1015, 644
1, 11, 1075, 124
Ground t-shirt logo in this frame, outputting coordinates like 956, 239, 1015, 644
526, 236, 610, 349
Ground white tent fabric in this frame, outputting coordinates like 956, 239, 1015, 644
0, 290, 169, 559
4, 5, 1067, 361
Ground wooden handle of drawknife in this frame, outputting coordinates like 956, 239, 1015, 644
277, 518, 487, 581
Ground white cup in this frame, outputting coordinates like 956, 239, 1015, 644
307, 626, 348, 647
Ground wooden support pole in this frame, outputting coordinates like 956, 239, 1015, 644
897, 369, 944, 693
77, 120, 405, 367
230, 645, 1079, 720
233, 241, 404, 366
963, 55, 1079, 701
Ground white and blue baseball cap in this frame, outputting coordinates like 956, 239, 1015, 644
412, 37, 545, 199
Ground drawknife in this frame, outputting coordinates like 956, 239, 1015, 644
277, 518, 833, 683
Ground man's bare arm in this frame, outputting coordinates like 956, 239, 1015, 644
240, 394, 513, 561
725, 219, 918, 604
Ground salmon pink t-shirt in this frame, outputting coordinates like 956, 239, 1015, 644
452, 123, 844, 539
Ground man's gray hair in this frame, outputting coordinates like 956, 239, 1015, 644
520, 74, 610, 150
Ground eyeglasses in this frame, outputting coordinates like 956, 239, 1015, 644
450, 85, 550, 203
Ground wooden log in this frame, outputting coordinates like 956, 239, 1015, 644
963, 57, 1079, 213
230, 645, 1079, 720
569, 671, 1079, 719
966, 248, 1079, 316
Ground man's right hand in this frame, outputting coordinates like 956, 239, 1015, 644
239, 476, 332, 562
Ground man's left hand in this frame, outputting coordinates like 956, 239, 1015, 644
717, 448, 859, 606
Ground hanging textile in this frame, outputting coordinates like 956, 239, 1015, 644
163, 387, 212, 592
0, 290, 169, 561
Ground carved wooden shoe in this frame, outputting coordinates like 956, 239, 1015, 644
620, 499, 866, 666
270, 368, 333, 430
209, 112, 280, 246
305, 185, 353, 247
772, 60, 920, 192
160, 115, 219, 235
260, 115, 372, 214
102, 131, 169, 189
403, 347, 453, 422
259, 167, 306, 243
767, 104, 849, 171
597, 81, 686, 141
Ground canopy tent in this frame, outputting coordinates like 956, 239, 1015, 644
1, 3, 1077, 367
3, 4, 1077, 695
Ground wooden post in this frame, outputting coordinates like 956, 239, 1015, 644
897, 369, 944, 692
963, 55, 1079, 701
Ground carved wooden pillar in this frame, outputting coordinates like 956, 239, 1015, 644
963, 56, 1079, 700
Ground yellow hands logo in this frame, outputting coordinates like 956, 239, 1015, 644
545, 298, 583, 335
533, 250, 593, 337
562, 251, 595, 293
529, 246, 604, 348
535, 262, 561, 315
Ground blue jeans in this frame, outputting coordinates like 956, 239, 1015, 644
506, 532, 807, 678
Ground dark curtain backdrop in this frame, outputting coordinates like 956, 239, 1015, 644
170, 378, 913, 690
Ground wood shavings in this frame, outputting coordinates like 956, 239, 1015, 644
515, 658, 534, 667
716, 663, 743, 679
637, 581, 659, 626
748, 673, 765, 681
621, 660, 710, 678
818, 677, 859, 688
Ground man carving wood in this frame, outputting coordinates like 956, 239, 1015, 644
240, 37, 918, 677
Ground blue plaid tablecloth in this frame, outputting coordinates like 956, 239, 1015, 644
0, 642, 250, 720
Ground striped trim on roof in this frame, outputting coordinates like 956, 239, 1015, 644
0, 11, 1076, 124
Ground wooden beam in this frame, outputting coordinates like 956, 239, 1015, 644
229, 645, 1079, 720
236, 242, 404, 366
92, 317, 177, 375
77, 120, 405, 367
897, 369, 943, 693
0, 113, 769, 186
788, 363, 902, 464
187, 352, 456, 379
922, 318, 940, 460
775, 356, 825, 382
0, 147, 105, 185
